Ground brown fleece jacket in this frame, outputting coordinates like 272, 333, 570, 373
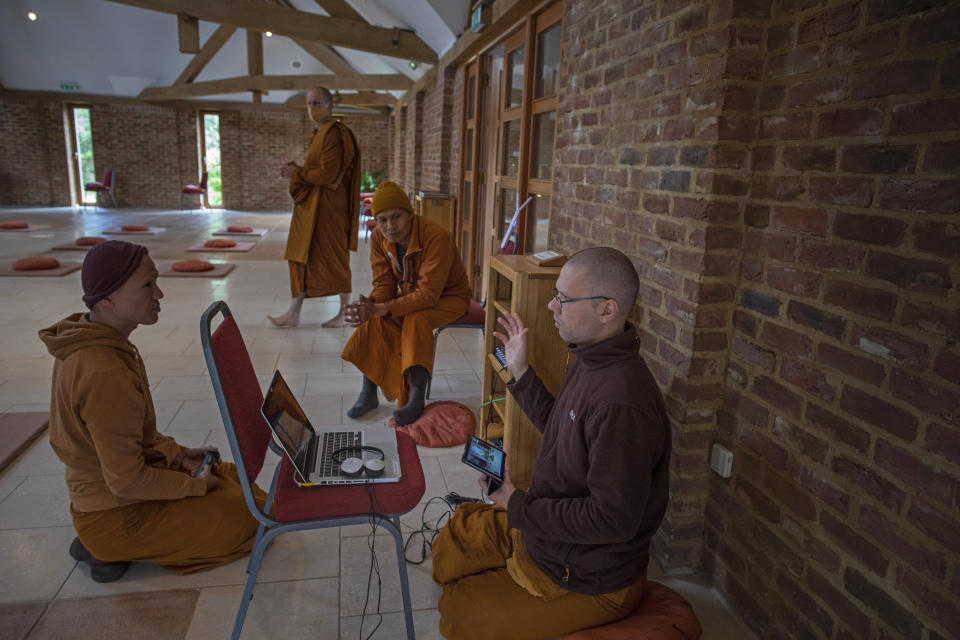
39, 313, 206, 512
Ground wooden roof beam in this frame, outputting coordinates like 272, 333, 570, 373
286, 91, 397, 107
174, 24, 236, 85
140, 74, 413, 101
105, 0, 438, 63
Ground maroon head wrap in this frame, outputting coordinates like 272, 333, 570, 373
81, 240, 149, 309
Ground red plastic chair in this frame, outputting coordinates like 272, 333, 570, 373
181, 171, 208, 210
83, 167, 116, 209
200, 301, 425, 640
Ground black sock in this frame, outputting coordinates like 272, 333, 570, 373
347, 376, 379, 419
393, 366, 429, 426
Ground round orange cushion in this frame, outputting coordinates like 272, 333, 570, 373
171, 260, 215, 272
122, 224, 150, 231
13, 257, 60, 271
227, 225, 254, 233
558, 581, 702, 640
76, 236, 108, 246
205, 239, 237, 248
388, 401, 476, 447
0, 221, 29, 229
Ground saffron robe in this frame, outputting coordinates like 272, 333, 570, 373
342, 216, 472, 406
286, 119, 361, 297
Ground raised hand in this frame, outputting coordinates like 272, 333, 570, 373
491, 312, 529, 379
344, 295, 374, 326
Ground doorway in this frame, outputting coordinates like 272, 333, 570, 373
67, 105, 96, 206
199, 112, 223, 207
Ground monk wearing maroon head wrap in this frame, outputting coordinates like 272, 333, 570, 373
39, 240, 266, 583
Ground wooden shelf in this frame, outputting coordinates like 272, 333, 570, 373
478, 254, 566, 489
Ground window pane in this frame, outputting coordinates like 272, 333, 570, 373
202, 113, 222, 207
536, 22, 562, 99
525, 194, 551, 253
502, 119, 521, 177
465, 129, 474, 172
463, 180, 472, 224
530, 111, 556, 181
499, 187, 519, 254
506, 45, 525, 108
467, 74, 476, 120
73, 107, 96, 203
461, 231, 470, 269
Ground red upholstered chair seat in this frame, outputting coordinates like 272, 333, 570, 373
84, 182, 109, 192
559, 581, 702, 640
271, 430, 425, 522
364, 219, 377, 231
76, 236, 107, 246
183, 184, 204, 194
227, 225, 254, 233
205, 239, 237, 248
122, 224, 149, 231
0, 221, 29, 229
173, 260, 215, 272
14, 257, 60, 271
455, 300, 485, 325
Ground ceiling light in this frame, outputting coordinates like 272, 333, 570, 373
408, 61, 418, 70
265, 31, 273, 37
27, 10, 38, 21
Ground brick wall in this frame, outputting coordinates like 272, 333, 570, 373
548, 0, 960, 638
421, 67, 459, 194
0, 97, 71, 206
405, 93, 425, 194
0, 95, 389, 211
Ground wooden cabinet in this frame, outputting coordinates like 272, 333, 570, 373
479, 254, 568, 489
414, 192, 455, 236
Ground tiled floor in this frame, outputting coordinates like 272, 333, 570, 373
0, 206, 750, 639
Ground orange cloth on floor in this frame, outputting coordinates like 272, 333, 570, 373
286, 119, 361, 297
72, 462, 267, 574
341, 216, 471, 405
432, 503, 646, 640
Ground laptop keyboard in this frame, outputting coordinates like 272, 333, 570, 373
318, 431, 362, 478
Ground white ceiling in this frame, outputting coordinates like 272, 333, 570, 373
0, 0, 471, 105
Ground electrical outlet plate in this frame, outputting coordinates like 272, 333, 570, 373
710, 443, 733, 478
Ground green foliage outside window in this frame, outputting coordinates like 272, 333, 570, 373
203, 114, 222, 207
361, 169, 385, 192
74, 108, 96, 203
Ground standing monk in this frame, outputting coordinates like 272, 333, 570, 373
269, 86, 362, 328
341, 182, 472, 425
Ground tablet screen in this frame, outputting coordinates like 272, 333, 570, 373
463, 436, 505, 479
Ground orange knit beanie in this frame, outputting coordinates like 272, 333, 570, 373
371, 181, 412, 215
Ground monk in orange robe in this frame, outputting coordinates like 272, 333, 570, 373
341, 182, 472, 425
269, 86, 361, 328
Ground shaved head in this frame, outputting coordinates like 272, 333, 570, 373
307, 86, 332, 106
566, 247, 639, 321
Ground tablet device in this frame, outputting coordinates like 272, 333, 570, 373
461, 435, 506, 493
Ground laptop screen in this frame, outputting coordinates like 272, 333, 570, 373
261, 370, 314, 467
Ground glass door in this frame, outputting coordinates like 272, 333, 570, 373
67, 105, 96, 206
459, 59, 484, 297
199, 112, 222, 207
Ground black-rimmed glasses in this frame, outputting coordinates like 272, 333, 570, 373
552, 288, 611, 309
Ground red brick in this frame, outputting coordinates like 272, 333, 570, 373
860, 505, 946, 580
866, 251, 951, 295
699, 173, 749, 196
944, 52, 960, 88
924, 141, 960, 173
850, 325, 930, 370
892, 97, 960, 135
766, 265, 822, 298
742, 428, 790, 468
735, 476, 781, 523
796, 463, 850, 516
765, 465, 817, 520
845, 567, 923, 639
733, 334, 777, 372
767, 44, 821, 77
823, 26, 899, 67
655, 219, 684, 242
786, 76, 846, 107
744, 204, 769, 228
890, 368, 960, 428
817, 343, 886, 386
900, 301, 960, 342
648, 146, 677, 167
932, 349, 960, 387
798, 1, 860, 43
842, 144, 917, 174
817, 108, 883, 138
782, 145, 836, 171
824, 279, 898, 322
733, 309, 758, 337
754, 375, 804, 417
808, 176, 873, 206
759, 322, 813, 360
806, 568, 872, 639
906, 497, 959, 551
798, 239, 865, 272
908, 5, 960, 47
643, 194, 670, 214
759, 113, 813, 140
772, 206, 827, 236
751, 175, 805, 201
840, 384, 919, 441
672, 198, 739, 223
788, 300, 846, 340
875, 438, 959, 510
759, 84, 786, 110
823, 512, 890, 576
651, 94, 682, 117
852, 60, 936, 99
879, 178, 960, 214
648, 311, 677, 341
913, 220, 960, 260
781, 357, 836, 401
831, 454, 905, 511
924, 422, 960, 466
895, 566, 960, 635
833, 212, 906, 247
704, 226, 742, 249
653, 264, 683, 291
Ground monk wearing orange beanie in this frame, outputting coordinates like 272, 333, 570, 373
341, 181, 472, 425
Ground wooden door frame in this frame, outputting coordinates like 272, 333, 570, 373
65, 104, 90, 206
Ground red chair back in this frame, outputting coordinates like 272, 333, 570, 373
202, 304, 271, 483
102, 167, 113, 187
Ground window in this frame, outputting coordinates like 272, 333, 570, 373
67, 105, 96, 205
199, 112, 223, 207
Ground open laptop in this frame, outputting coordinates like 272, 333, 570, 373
261, 370, 401, 486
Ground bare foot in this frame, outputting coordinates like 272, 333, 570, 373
321, 312, 348, 328
268, 312, 300, 327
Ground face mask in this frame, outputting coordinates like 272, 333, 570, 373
307, 104, 329, 123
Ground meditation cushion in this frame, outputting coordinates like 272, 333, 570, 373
0, 221, 30, 230
13, 257, 60, 271
559, 581, 702, 640
388, 401, 475, 447
121, 224, 150, 231
171, 260, 215, 272
205, 238, 237, 248
76, 236, 108, 246
227, 225, 254, 233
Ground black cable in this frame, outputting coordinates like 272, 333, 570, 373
359, 481, 383, 640
403, 494, 485, 565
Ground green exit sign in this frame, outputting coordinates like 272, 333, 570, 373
59, 83, 80, 92
470, 3, 487, 33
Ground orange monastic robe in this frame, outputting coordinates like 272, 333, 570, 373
342, 216, 472, 406
286, 119, 361, 297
